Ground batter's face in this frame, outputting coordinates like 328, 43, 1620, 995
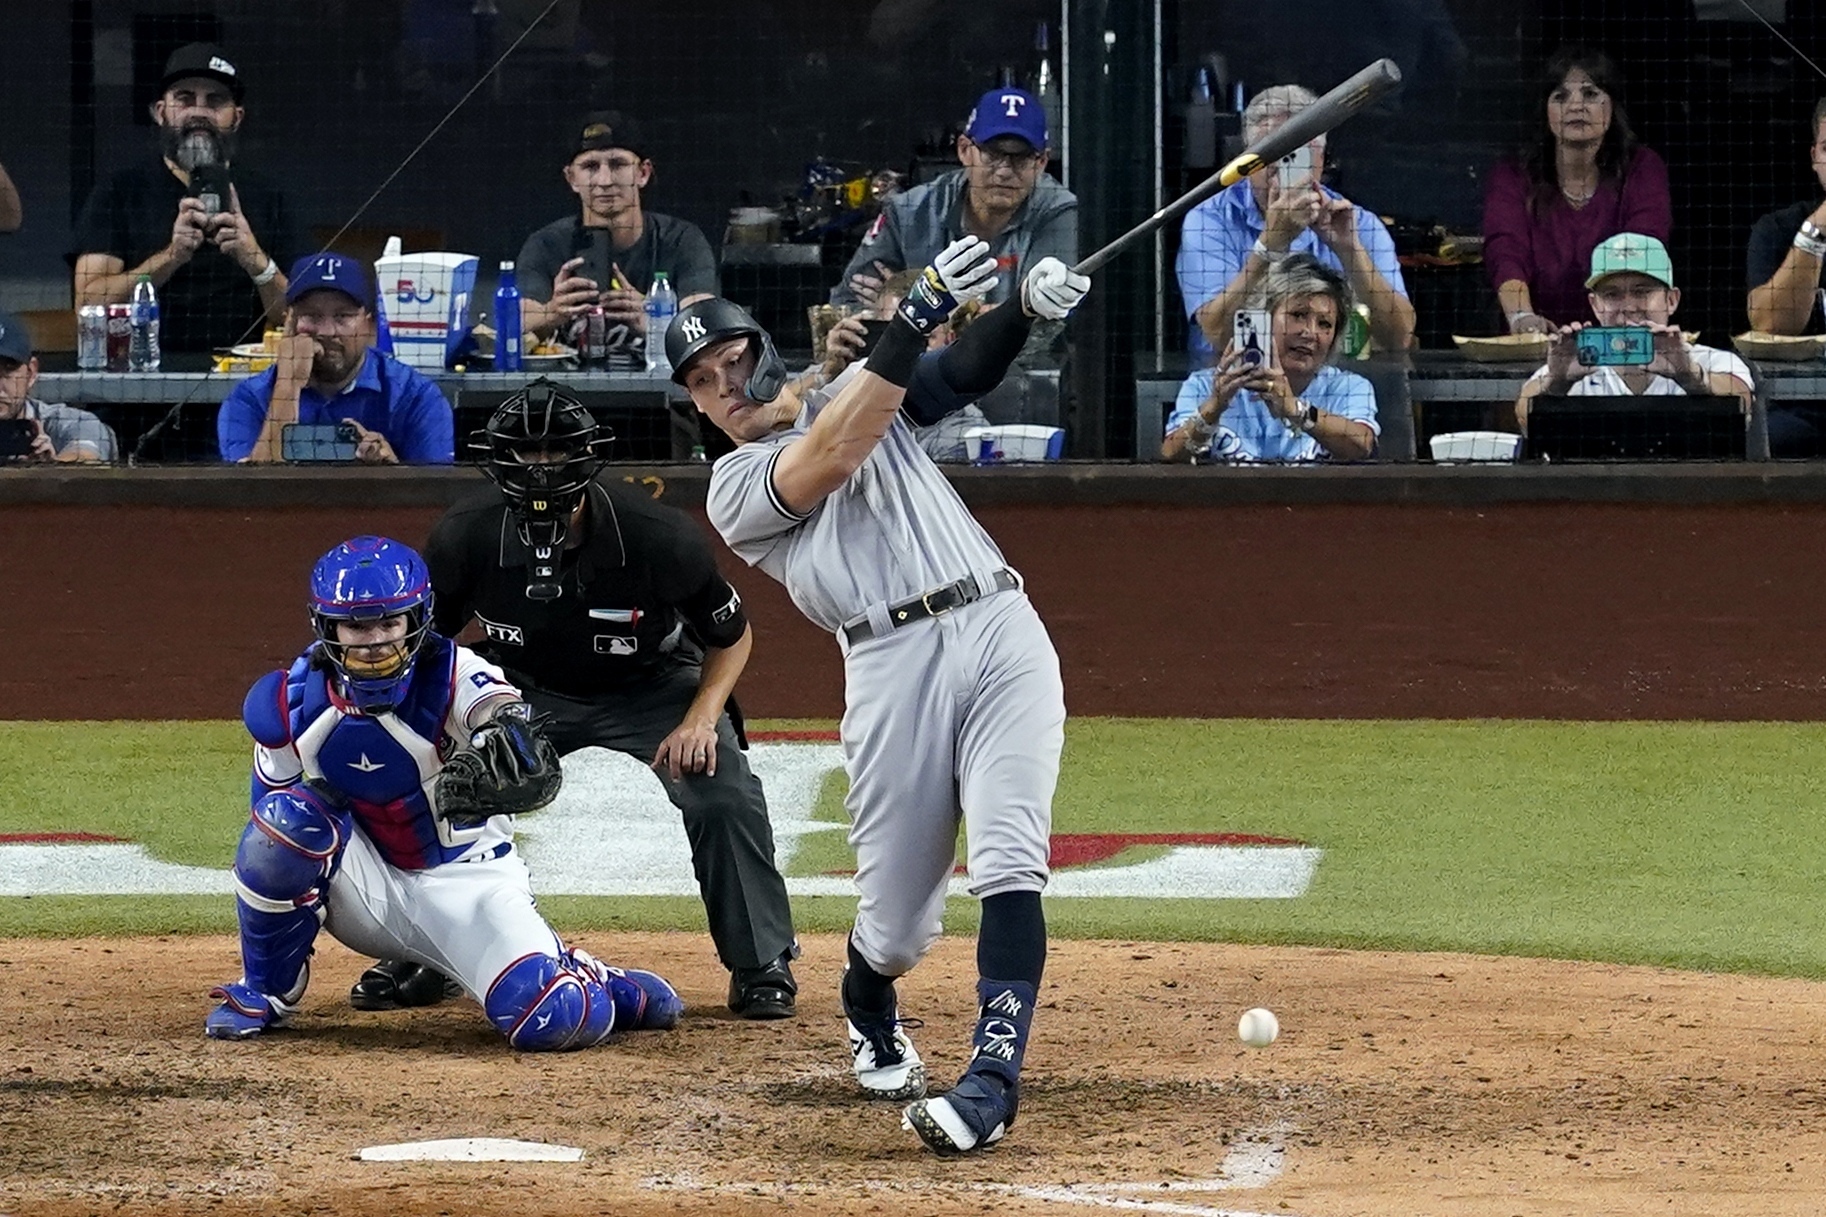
1272, 293, 1340, 379
289, 290, 373, 384
1547, 68, 1611, 148
683, 337, 770, 442
0, 356, 39, 419
1588, 272, 1678, 327
566, 148, 650, 225
334, 613, 411, 679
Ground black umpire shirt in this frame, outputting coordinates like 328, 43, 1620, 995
69, 160, 301, 354
424, 478, 749, 697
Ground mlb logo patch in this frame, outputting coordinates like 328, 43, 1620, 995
594, 636, 638, 656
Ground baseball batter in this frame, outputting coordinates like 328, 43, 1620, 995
666, 238, 1090, 1154
204, 535, 682, 1050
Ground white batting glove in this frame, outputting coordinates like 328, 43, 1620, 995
932, 236, 999, 303
1020, 257, 1091, 321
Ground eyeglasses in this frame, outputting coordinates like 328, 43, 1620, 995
968, 141, 1043, 173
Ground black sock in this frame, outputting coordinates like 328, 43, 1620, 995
843, 935, 897, 1016
977, 890, 1046, 987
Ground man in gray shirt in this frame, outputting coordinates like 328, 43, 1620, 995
833, 87, 1076, 317
0, 309, 117, 463
514, 111, 718, 369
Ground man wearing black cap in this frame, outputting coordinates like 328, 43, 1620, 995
71, 42, 300, 354
0, 308, 117, 462
217, 253, 453, 465
514, 112, 718, 368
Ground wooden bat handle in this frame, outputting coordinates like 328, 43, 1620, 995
1072, 58, 1402, 277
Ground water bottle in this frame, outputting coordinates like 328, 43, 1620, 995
128, 274, 160, 372
493, 260, 522, 372
644, 271, 677, 374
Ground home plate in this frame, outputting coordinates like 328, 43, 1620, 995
358, 1137, 583, 1162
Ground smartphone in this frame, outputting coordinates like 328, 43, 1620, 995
281, 422, 361, 462
0, 417, 38, 459
856, 317, 893, 356
1575, 325, 1654, 367
1233, 308, 1273, 369
1276, 144, 1315, 191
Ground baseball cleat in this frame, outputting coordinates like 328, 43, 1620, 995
205, 982, 297, 1040
571, 951, 685, 1032
845, 1011, 927, 1100
728, 952, 798, 1020
349, 959, 463, 1010
902, 1072, 1018, 1155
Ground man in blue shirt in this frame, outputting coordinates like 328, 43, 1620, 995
219, 253, 453, 464
1175, 84, 1413, 364
1162, 255, 1379, 463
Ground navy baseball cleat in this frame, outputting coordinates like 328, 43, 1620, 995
205, 982, 297, 1040
903, 1071, 1018, 1155
728, 951, 798, 1020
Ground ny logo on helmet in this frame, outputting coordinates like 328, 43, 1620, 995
680, 316, 706, 342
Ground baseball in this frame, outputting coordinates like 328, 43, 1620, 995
1238, 1007, 1279, 1048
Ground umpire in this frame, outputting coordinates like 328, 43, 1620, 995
350, 378, 798, 1018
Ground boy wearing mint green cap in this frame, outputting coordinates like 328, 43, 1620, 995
1516, 232, 1752, 432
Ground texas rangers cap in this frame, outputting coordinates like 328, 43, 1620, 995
1586, 232, 1675, 290
965, 87, 1047, 150
159, 42, 245, 102
0, 308, 34, 364
573, 110, 645, 160
285, 253, 373, 309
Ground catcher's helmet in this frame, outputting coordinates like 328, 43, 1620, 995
471, 378, 614, 600
665, 298, 788, 403
308, 536, 434, 714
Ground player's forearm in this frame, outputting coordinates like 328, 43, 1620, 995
684, 626, 753, 728
774, 374, 904, 510
1747, 252, 1821, 335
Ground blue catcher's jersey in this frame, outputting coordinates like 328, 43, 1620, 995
242, 633, 522, 870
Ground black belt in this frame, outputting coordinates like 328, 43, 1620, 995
842, 568, 1020, 646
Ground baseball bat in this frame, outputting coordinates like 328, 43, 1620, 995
1072, 58, 1403, 277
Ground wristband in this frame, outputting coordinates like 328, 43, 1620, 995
1794, 231, 1826, 259
251, 258, 279, 286
1802, 220, 1826, 243
1182, 412, 1217, 442
895, 265, 958, 336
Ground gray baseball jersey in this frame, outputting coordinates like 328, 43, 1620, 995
708, 366, 1065, 976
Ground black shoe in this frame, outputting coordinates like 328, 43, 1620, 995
349, 959, 463, 1011
727, 952, 798, 1019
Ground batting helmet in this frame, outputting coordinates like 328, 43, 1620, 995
308, 536, 434, 714
665, 298, 788, 403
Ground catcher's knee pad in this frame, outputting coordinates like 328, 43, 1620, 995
236, 790, 345, 911
484, 953, 615, 1052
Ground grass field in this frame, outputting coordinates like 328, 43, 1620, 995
3, 718, 1823, 979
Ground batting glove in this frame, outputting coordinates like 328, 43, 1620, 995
1020, 257, 1091, 321
897, 236, 999, 335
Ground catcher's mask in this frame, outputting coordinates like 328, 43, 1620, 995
308, 535, 434, 715
470, 377, 614, 601
666, 298, 788, 404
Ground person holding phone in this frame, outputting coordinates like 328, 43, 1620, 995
1163, 255, 1378, 463
217, 254, 453, 464
1176, 83, 1414, 364
1515, 233, 1752, 434
0, 309, 117, 463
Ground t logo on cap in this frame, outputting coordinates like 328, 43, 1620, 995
999, 93, 1027, 117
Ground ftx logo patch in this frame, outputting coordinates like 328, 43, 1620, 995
478, 615, 524, 646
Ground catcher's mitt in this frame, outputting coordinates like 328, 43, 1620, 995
436, 706, 562, 828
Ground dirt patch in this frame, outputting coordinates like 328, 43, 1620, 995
3, 931, 1822, 1217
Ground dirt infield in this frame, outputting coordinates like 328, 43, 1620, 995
10, 501, 1826, 721
4, 932, 1823, 1217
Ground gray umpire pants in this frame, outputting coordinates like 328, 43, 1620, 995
514, 662, 796, 974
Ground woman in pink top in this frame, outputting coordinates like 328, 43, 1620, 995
1482, 46, 1672, 333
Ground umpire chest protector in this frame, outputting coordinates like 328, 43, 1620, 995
425, 479, 749, 697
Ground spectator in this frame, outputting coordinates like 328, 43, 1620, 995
0, 160, 20, 233
1177, 84, 1413, 363
832, 87, 1076, 324
1515, 234, 1752, 433
0, 308, 117, 463
814, 268, 989, 461
1483, 47, 1671, 334
1163, 254, 1377, 463
218, 254, 454, 465
515, 112, 717, 369
71, 44, 299, 355
1745, 98, 1826, 337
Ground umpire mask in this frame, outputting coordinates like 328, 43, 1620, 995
471, 378, 614, 601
